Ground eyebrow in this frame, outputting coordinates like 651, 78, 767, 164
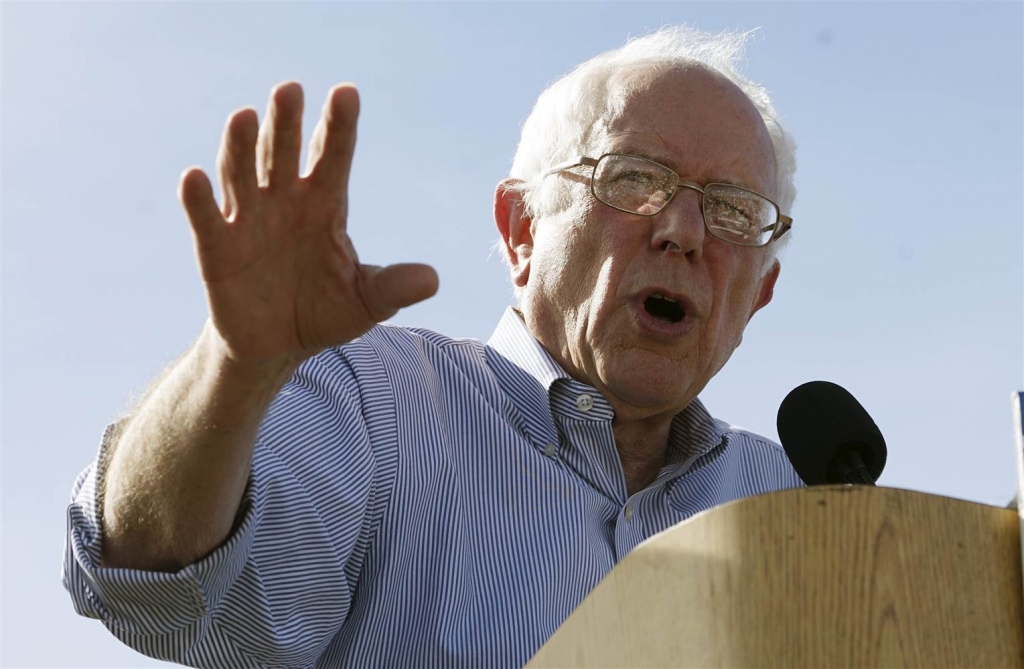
603, 145, 757, 191
611, 146, 678, 170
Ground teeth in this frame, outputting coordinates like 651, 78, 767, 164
651, 293, 677, 303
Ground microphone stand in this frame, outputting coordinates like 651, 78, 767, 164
831, 449, 876, 486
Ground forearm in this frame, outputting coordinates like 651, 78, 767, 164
101, 321, 298, 572
98, 82, 434, 573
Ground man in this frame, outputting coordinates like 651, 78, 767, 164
63, 25, 802, 668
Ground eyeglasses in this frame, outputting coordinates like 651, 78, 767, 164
545, 153, 792, 248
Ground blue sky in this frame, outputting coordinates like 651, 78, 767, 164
4, 3, 1022, 666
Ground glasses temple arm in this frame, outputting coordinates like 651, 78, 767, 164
544, 156, 599, 177
768, 218, 792, 245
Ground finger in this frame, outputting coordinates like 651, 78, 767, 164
216, 108, 259, 220
306, 84, 359, 197
179, 167, 225, 245
256, 82, 304, 187
361, 263, 439, 320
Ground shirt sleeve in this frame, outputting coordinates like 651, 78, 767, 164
61, 349, 392, 668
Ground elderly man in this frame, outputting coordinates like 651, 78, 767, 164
64, 26, 802, 668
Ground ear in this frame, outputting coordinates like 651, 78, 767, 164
494, 179, 535, 290
747, 260, 781, 323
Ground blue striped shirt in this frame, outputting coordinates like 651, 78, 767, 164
63, 308, 803, 668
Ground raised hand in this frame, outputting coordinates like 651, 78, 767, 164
179, 83, 439, 370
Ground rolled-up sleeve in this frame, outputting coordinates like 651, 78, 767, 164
62, 348, 391, 668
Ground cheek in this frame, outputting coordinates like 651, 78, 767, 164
529, 219, 594, 305
706, 252, 761, 336
582, 217, 648, 303
532, 199, 648, 318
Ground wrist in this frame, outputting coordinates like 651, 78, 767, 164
196, 320, 302, 394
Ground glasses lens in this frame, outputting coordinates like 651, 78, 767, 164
703, 185, 778, 247
593, 155, 676, 215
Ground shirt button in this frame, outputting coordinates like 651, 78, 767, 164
624, 504, 634, 522
576, 394, 594, 412
544, 443, 556, 457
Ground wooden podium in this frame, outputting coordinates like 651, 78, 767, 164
527, 486, 1024, 668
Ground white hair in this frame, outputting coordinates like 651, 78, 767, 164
505, 25, 797, 270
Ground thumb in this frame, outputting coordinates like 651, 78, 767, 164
361, 263, 439, 318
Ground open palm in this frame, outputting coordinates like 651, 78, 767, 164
179, 83, 438, 368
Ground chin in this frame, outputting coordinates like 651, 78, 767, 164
599, 353, 697, 413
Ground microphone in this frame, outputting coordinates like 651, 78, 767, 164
777, 381, 887, 486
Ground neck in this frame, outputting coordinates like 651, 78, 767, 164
612, 414, 674, 496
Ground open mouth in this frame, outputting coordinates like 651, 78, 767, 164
643, 293, 686, 324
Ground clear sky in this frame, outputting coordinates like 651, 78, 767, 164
4, 2, 1022, 667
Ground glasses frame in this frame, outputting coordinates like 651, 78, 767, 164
544, 153, 793, 248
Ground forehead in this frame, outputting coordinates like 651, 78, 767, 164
602, 65, 777, 192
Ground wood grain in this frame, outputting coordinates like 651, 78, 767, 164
527, 486, 1024, 668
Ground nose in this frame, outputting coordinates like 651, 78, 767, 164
650, 185, 705, 257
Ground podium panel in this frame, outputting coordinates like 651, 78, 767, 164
528, 486, 1024, 668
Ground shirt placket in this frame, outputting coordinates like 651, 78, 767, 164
549, 381, 627, 508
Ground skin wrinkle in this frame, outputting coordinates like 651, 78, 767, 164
500, 65, 781, 494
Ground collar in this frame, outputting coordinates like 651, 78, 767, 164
486, 308, 568, 452
667, 395, 726, 470
486, 307, 569, 395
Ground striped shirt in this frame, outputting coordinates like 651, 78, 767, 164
63, 308, 803, 668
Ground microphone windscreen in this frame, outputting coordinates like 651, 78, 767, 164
777, 381, 887, 485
